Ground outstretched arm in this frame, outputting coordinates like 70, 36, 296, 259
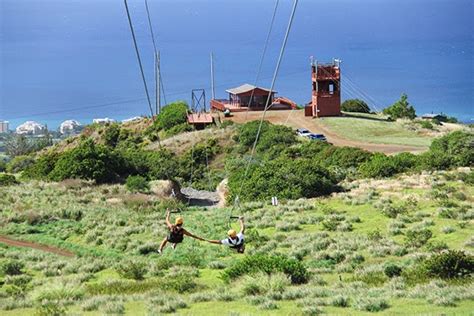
165, 209, 172, 229
207, 239, 222, 245
239, 217, 245, 234
183, 229, 205, 241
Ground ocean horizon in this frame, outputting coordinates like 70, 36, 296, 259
1, 0, 473, 130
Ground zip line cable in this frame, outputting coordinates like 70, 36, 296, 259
241, 0, 280, 124
123, 0, 155, 118
7, 68, 309, 121
236, 0, 299, 203
145, 0, 168, 109
233, 0, 279, 147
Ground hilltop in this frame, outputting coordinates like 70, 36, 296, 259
221, 110, 467, 154
0, 102, 473, 315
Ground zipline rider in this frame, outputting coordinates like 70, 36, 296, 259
206, 217, 246, 253
158, 209, 205, 254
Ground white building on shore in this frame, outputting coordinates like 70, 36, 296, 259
59, 120, 82, 135
0, 121, 9, 133
93, 118, 116, 125
16, 121, 46, 135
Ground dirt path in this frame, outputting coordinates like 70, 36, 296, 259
0, 235, 74, 257
220, 110, 426, 154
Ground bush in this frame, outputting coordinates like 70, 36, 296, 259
384, 263, 403, 278
22, 153, 59, 180
0, 160, 6, 172
383, 93, 416, 119
228, 156, 336, 202
49, 139, 127, 184
222, 255, 309, 284
0, 259, 25, 275
419, 120, 434, 129
102, 123, 121, 148
125, 175, 150, 193
341, 99, 370, 113
405, 228, 432, 248
423, 250, 474, 279
6, 155, 35, 173
354, 297, 390, 312
154, 101, 188, 131
0, 174, 19, 186
358, 153, 397, 178
236, 120, 297, 153
427, 131, 474, 168
116, 260, 148, 280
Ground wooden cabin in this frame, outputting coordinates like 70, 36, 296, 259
211, 84, 296, 112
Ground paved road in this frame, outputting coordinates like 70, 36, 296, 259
221, 110, 427, 154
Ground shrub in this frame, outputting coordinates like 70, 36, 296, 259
419, 120, 433, 129
0, 174, 19, 186
228, 156, 336, 202
405, 228, 432, 248
153, 101, 188, 131
341, 99, 370, 113
384, 263, 403, 278
49, 139, 127, 184
34, 300, 66, 316
331, 295, 350, 307
354, 297, 390, 312
423, 250, 474, 279
0, 159, 7, 172
6, 155, 35, 173
382, 93, 416, 119
222, 255, 309, 284
358, 153, 397, 178
125, 175, 150, 193
102, 123, 121, 148
22, 153, 59, 179
0, 259, 25, 275
235, 120, 296, 153
100, 301, 125, 314
116, 260, 148, 280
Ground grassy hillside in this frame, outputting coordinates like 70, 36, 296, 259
318, 115, 434, 147
0, 170, 473, 315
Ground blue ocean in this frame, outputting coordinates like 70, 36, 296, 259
1, 0, 473, 129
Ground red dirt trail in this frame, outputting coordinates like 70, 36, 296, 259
0, 235, 74, 257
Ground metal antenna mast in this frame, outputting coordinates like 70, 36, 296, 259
210, 52, 216, 100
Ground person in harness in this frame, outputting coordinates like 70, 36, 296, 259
158, 209, 205, 254
206, 217, 245, 253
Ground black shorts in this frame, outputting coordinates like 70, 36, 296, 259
167, 233, 183, 244
231, 243, 245, 253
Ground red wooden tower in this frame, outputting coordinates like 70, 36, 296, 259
306, 58, 342, 117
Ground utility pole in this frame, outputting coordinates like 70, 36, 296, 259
210, 52, 215, 100
155, 51, 161, 115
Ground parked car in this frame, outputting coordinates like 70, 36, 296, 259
296, 128, 311, 137
308, 133, 327, 142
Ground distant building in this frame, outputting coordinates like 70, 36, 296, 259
93, 118, 116, 125
421, 113, 443, 120
16, 121, 46, 135
0, 121, 9, 133
59, 120, 82, 135
122, 116, 143, 123
306, 58, 342, 117
211, 83, 296, 113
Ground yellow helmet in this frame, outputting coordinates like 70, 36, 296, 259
175, 217, 184, 225
227, 229, 237, 238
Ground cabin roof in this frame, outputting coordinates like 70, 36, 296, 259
226, 84, 276, 95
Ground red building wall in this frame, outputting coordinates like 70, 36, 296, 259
307, 63, 341, 117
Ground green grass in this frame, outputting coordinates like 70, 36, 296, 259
318, 115, 433, 147
0, 171, 473, 315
